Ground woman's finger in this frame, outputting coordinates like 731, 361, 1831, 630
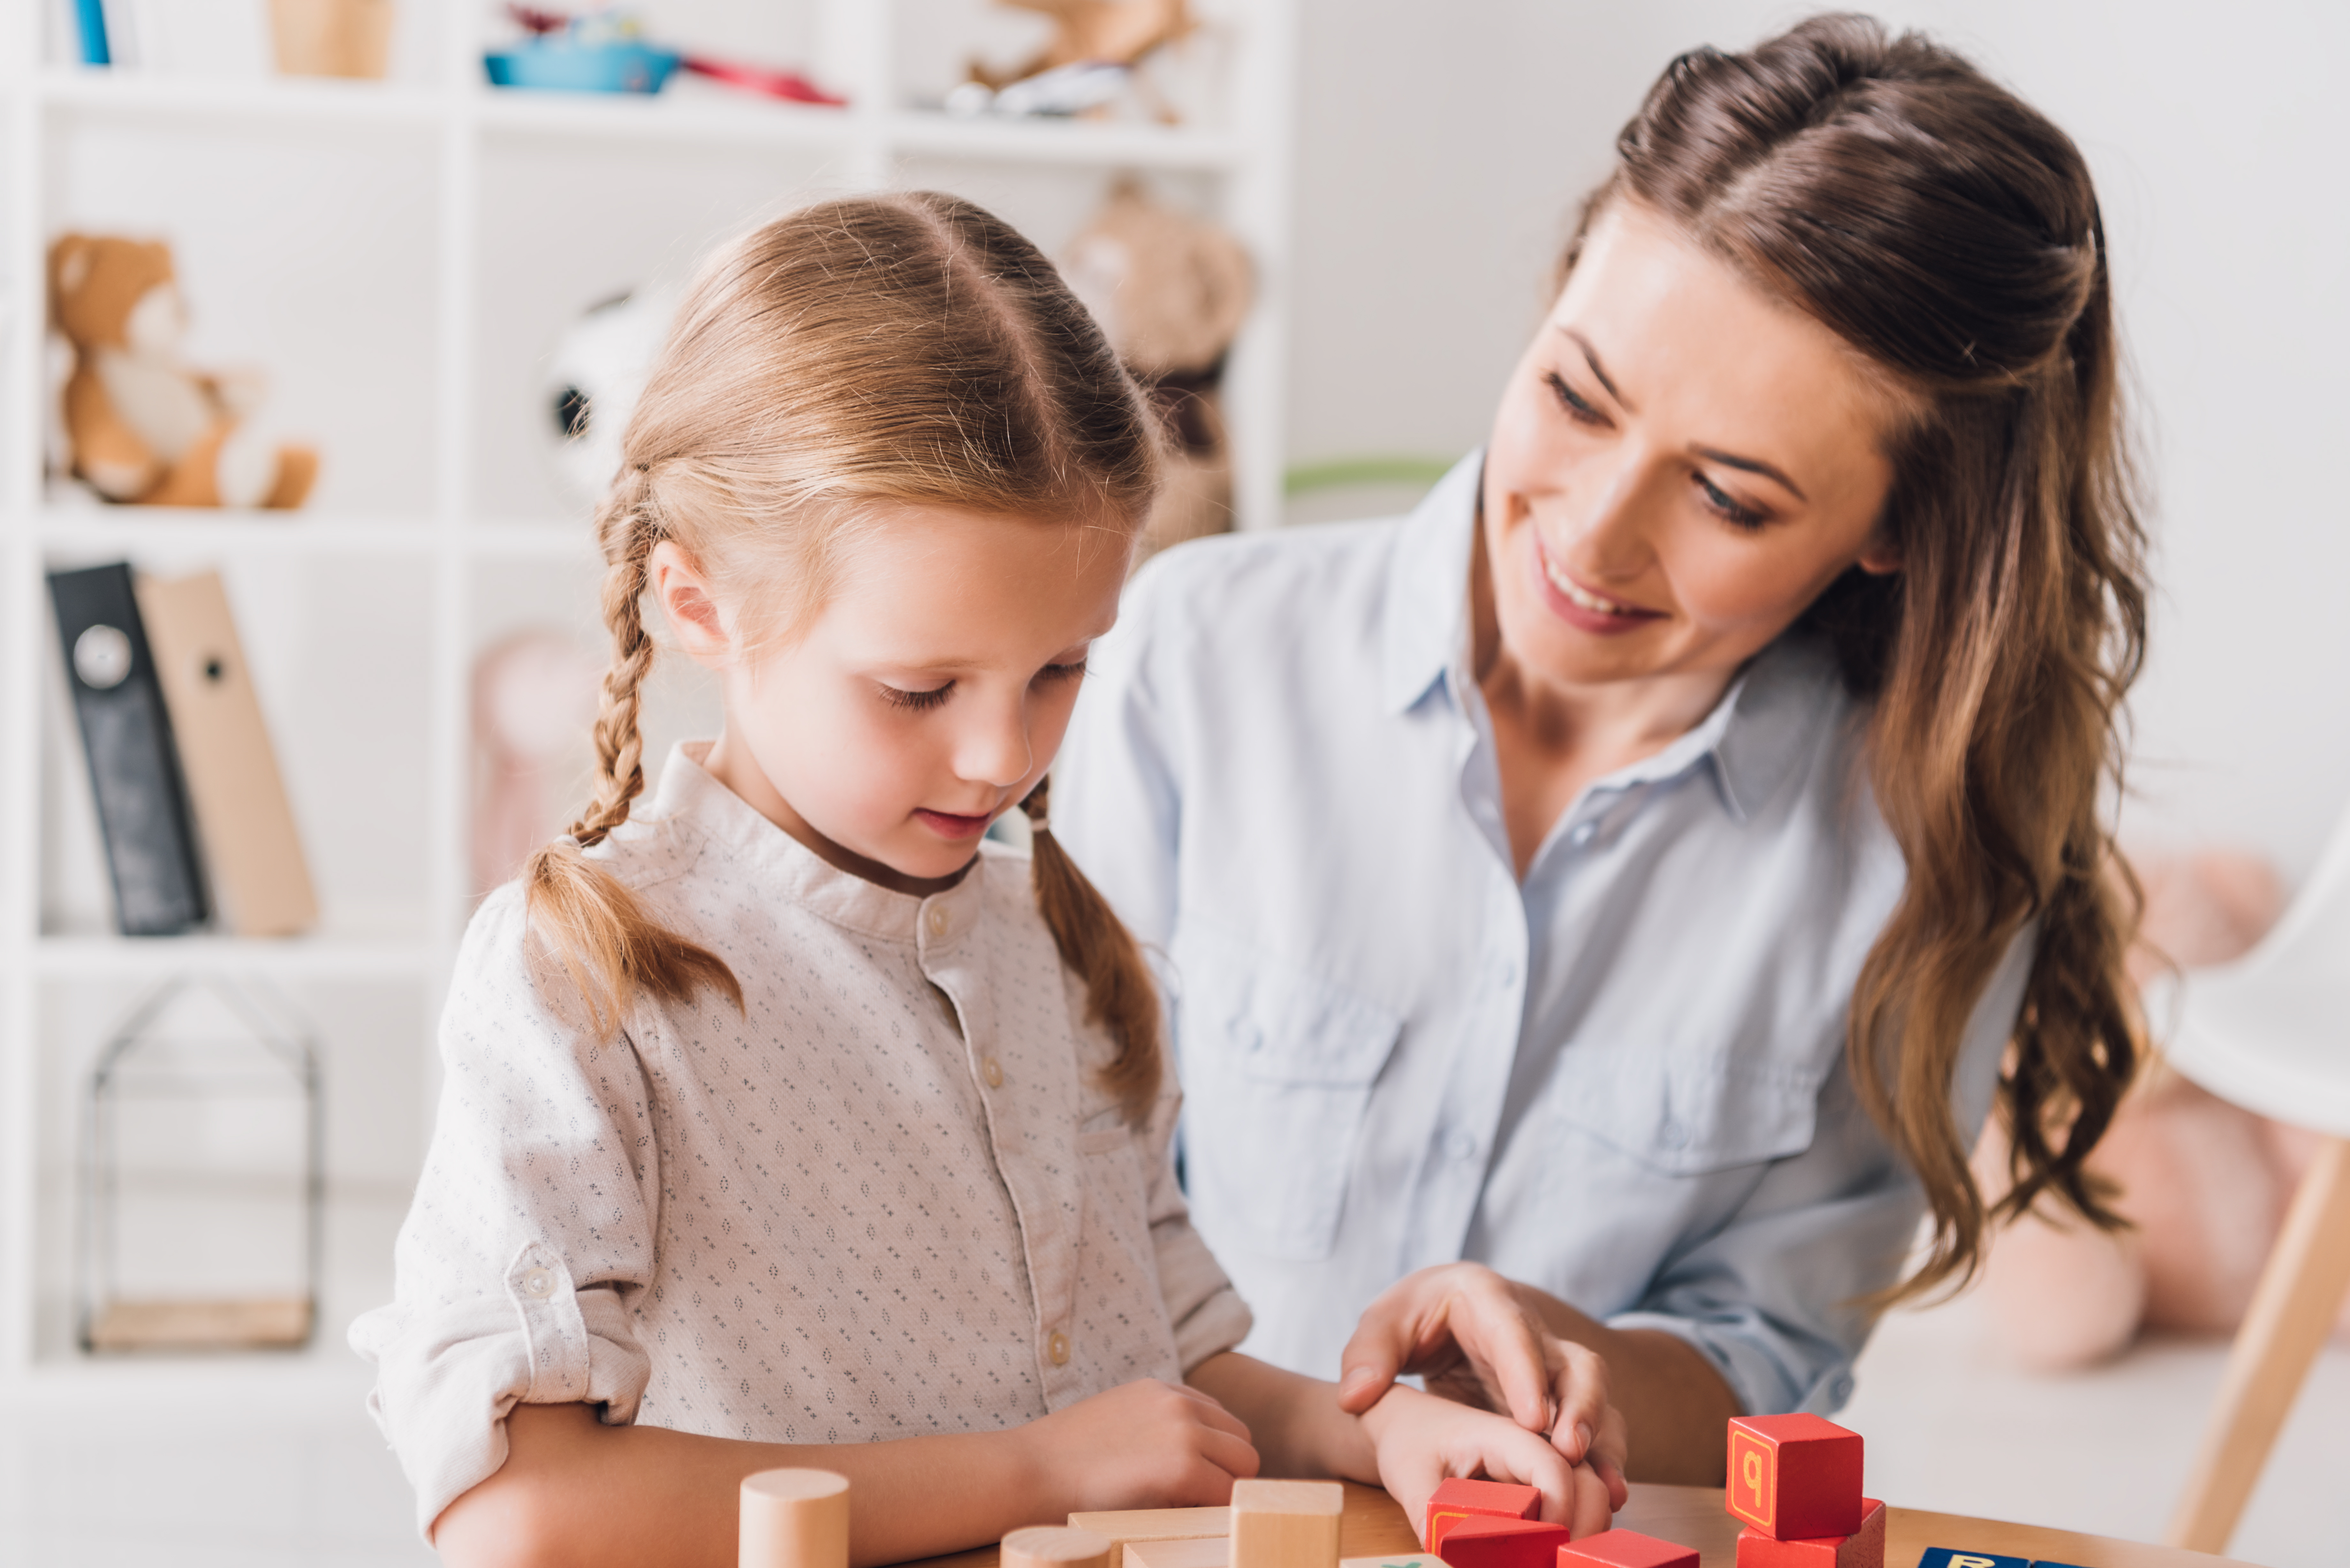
1546, 1340, 1614, 1463
1453, 1280, 1560, 1435
1336, 1278, 1431, 1413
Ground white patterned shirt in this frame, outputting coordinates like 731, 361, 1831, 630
351, 744, 1252, 1535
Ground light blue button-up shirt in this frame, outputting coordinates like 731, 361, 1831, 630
1055, 454, 2028, 1418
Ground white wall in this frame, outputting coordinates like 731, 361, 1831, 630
1283, 1, 2350, 881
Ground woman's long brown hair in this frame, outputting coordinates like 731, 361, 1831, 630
523, 191, 1167, 1124
1570, 14, 2148, 1298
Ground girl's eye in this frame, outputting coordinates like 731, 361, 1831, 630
1033, 661, 1088, 687
1545, 371, 1607, 427
881, 681, 953, 712
1695, 471, 1769, 531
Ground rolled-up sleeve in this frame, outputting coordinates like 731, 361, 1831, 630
349, 886, 659, 1537
1606, 929, 2035, 1417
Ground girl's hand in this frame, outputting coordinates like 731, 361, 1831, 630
1359, 1383, 1615, 1541
1022, 1378, 1262, 1514
1336, 1263, 1629, 1502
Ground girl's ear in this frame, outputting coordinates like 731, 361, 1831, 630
649, 539, 733, 667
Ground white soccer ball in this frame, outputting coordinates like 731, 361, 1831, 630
541, 285, 678, 514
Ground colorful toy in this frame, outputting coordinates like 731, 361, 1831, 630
1732, 1501, 1882, 1568
1555, 1530, 1698, 1568
48, 234, 317, 509
967, 0, 1193, 93
1725, 1414, 1864, 1541
1423, 1478, 1540, 1553
489, 6, 843, 103
1431, 1517, 1565, 1568
1913, 1554, 2027, 1568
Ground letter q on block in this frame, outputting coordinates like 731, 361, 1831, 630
1722, 1415, 1863, 1541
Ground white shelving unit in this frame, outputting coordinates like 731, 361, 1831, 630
0, 0, 1296, 1387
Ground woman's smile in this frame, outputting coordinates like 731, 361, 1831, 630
1529, 527, 1664, 636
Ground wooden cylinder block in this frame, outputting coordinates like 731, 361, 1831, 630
741, 1468, 851, 1568
1004, 1525, 1117, 1568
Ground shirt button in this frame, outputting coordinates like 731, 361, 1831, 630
1568, 822, 1598, 848
982, 1057, 1004, 1088
927, 907, 950, 937
1048, 1330, 1071, 1365
1658, 1119, 1689, 1149
1443, 1129, 1479, 1162
519, 1266, 554, 1298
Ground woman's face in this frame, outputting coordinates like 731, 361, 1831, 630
1481, 201, 1903, 690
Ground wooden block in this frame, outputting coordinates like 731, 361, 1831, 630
1005, 1527, 1115, 1568
1912, 1553, 2028, 1568
739, 1469, 849, 1568
1723, 1414, 1863, 1540
1069, 1507, 1231, 1564
1231, 1480, 1344, 1568
1732, 1501, 1885, 1568
1432, 1516, 1568, 1568
1425, 1479, 1542, 1552
1341, 1555, 1443, 1568
1556, 1529, 1700, 1568
1131, 1539, 1232, 1568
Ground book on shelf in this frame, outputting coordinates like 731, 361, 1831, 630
48, 562, 207, 936
48, 562, 320, 939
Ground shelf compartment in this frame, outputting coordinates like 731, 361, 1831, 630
37, 510, 440, 560
35, 68, 449, 130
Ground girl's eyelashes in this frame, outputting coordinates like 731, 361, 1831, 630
1033, 660, 1088, 687
1544, 370, 1607, 426
880, 680, 954, 712
1694, 471, 1769, 530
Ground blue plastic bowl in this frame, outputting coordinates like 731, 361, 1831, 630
484, 39, 681, 94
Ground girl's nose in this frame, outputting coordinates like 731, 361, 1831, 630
955, 709, 1033, 790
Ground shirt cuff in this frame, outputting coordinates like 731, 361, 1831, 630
351, 1242, 651, 1539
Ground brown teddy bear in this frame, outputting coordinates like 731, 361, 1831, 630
49, 233, 317, 509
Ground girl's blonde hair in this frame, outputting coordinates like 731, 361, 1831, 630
524, 190, 1165, 1123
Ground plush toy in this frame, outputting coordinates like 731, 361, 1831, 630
471, 630, 605, 895
968, 0, 1193, 91
48, 234, 317, 509
1975, 847, 2350, 1369
1060, 177, 1252, 557
541, 285, 677, 513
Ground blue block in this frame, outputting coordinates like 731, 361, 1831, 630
1914, 1553, 2029, 1568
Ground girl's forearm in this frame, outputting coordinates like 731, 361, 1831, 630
434, 1402, 1054, 1568
1512, 1286, 1740, 1484
1185, 1352, 1378, 1484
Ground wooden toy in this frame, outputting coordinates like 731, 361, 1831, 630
1004, 1527, 1115, 1568
1340, 1556, 1443, 1568
1231, 1480, 1344, 1568
1068, 1506, 1232, 1566
1432, 1515, 1568, 1568
1723, 1414, 1863, 1540
1912, 1553, 2028, 1568
1130, 1539, 1232, 1568
1425, 1478, 1542, 1552
739, 1468, 850, 1568
1732, 1500, 1884, 1568
1555, 1529, 1699, 1568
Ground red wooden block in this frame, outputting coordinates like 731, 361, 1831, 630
1723, 1414, 1863, 1540
1434, 1516, 1568, 1568
1424, 1480, 1542, 1554
1556, 1529, 1700, 1568
1733, 1500, 1885, 1568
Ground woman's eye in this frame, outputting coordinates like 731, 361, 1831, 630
1695, 472, 1768, 531
1544, 371, 1607, 427
881, 681, 954, 712
1033, 661, 1088, 687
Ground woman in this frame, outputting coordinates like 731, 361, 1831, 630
1056, 13, 2145, 1487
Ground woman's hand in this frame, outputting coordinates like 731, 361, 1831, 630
1359, 1383, 1614, 1541
1020, 1377, 1262, 1514
1336, 1263, 1628, 1503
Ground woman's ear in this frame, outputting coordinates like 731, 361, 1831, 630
649, 539, 733, 668
1856, 528, 1902, 577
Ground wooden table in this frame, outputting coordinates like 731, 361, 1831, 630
908, 1483, 2261, 1568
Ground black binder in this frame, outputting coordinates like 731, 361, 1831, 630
48, 562, 208, 936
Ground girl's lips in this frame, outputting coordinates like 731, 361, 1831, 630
915, 807, 995, 841
1529, 532, 1665, 637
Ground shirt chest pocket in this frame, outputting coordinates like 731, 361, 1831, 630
1554, 1055, 1824, 1176
1171, 924, 1401, 1261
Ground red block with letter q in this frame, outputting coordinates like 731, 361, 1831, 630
1723, 1414, 1863, 1541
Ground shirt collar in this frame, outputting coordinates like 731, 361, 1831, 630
1376, 450, 1838, 824
630, 742, 986, 942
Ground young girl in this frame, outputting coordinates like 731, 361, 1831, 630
352, 193, 1614, 1568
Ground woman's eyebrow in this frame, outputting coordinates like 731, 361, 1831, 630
1559, 328, 1633, 410
1692, 445, 1808, 502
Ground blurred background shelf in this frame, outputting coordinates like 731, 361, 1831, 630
0, 0, 1295, 1390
